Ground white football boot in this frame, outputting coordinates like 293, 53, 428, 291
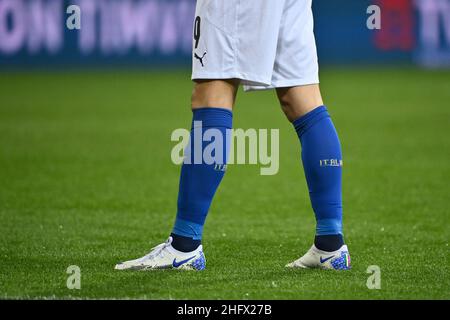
286, 244, 351, 270
115, 237, 206, 271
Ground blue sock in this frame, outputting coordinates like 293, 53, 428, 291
172, 108, 232, 252
293, 106, 344, 250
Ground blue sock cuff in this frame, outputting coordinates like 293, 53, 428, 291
172, 218, 204, 240
292, 105, 329, 137
192, 108, 233, 129
316, 219, 343, 236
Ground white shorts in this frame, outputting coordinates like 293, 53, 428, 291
191, 0, 319, 91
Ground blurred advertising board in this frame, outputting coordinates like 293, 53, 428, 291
0, 0, 449, 68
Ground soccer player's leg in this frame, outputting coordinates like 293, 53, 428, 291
170, 79, 239, 251
278, 85, 351, 270
115, 80, 238, 271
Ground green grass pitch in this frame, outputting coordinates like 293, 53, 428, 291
0, 68, 449, 299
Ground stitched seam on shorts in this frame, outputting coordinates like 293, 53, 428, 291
204, 1, 234, 37
233, 0, 240, 76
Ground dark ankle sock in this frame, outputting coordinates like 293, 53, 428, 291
170, 233, 201, 252
314, 234, 344, 252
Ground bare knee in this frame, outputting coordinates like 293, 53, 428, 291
277, 84, 324, 122
191, 79, 240, 111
